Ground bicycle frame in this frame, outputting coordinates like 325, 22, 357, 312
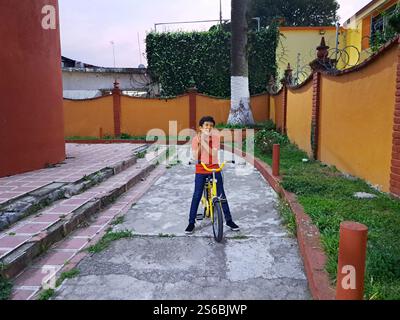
200, 162, 226, 222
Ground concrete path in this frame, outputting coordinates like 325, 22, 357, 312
55, 150, 310, 300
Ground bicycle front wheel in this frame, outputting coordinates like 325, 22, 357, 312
212, 199, 224, 243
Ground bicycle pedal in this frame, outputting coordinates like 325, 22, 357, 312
196, 214, 204, 221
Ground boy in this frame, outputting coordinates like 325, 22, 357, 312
185, 116, 240, 234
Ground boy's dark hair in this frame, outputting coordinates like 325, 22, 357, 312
199, 116, 215, 127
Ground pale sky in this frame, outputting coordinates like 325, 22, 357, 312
59, 0, 372, 68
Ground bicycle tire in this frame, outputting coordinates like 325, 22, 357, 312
212, 199, 224, 243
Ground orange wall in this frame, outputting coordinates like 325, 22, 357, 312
121, 95, 189, 136
269, 95, 276, 122
272, 91, 284, 131
287, 82, 313, 157
0, 1, 65, 177
250, 94, 269, 123
196, 95, 230, 126
63, 93, 269, 138
362, 16, 372, 50
63, 96, 114, 137
319, 45, 397, 192
196, 94, 269, 126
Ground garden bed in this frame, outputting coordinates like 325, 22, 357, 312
252, 129, 400, 300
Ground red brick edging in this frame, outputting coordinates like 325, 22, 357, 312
223, 144, 335, 300
390, 41, 400, 197
311, 72, 321, 161
112, 84, 122, 137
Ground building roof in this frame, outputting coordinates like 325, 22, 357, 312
355, 0, 382, 17
61, 56, 147, 74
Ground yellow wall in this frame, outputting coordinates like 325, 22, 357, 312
63, 96, 114, 137
121, 95, 189, 136
319, 45, 397, 192
287, 81, 313, 157
343, 27, 364, 66
277, 28, 345, 79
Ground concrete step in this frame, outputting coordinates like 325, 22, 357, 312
10, 163, 167, 300
0, 144, 149, 232
0, 146, 167, 280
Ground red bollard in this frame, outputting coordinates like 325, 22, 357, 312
336, 221, 368, 300
272, 144, 280, 176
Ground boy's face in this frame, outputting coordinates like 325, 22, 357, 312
199, 121, 215, 135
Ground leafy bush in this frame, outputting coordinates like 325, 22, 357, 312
146, 25, 279, 98
388, 3, 400, 33
119, 133, 132, 140
370, 5, 400, 52
255, 128, 289, 154
0, 276, 12, 300
216, 120, 276, 130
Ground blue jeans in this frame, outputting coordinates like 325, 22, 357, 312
189, 172, 232, 224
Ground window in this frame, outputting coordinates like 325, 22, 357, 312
370, 4, 398, 44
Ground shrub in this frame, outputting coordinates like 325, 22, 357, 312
119, 133, 132, 140
255, 129, 289, 154
146, 25, 279, 98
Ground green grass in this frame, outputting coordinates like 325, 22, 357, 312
252, 133, 400, 300
111, 216, 125, 225
65, 136, 99, 140
56, 269, 80, 287
277, 199, 297, 237
135, 151, 147, 159
87, 230, 133, 254
37, 289, 55, 300
158, 233, 176, 238
166, 159, 181, 169
0, 276, 12, 300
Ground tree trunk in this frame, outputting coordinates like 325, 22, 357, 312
228, 0, 255, 125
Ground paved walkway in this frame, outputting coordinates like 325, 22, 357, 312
55, 150, 310, 300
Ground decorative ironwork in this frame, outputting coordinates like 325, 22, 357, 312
267, 75, 283, 94
292, 53, 312, 86
315, 45, 361, 71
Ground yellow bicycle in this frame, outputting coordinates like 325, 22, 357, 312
198, 161, 228, 243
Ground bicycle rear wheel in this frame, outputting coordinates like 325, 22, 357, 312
212, 199, 224, 243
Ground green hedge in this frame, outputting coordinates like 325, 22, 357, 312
146, 25, 279, 98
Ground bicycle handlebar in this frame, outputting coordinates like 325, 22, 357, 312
188, 160, 235, 166
200, 162, 226, 173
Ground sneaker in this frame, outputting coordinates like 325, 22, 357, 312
226, 220, 240, 231
185, 223, 195, 234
